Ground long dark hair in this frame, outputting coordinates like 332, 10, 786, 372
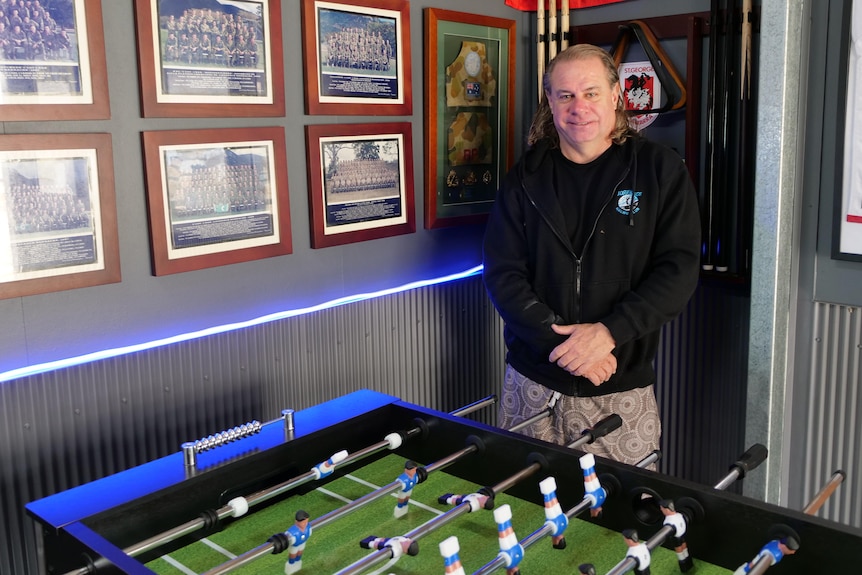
527, 44, 635, 147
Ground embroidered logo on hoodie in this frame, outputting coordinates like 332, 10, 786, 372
616, 190, 642, 216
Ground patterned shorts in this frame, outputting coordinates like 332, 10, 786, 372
498, 364, 660, 466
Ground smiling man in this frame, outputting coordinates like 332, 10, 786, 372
482, 44, 701, 466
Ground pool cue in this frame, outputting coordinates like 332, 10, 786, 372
334, 415, 623, 575
737, 470, 845, 575
203, 414, 621, 575
701, 0, 721, 271
549, 0, 558, 61
736, 0, 753, 275
560, 0, 570, 50
604, 445, 771, 575
803, 469, 845, 514
537, 0, 546, 103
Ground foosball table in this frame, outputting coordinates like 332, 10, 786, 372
26, 390, 862, 574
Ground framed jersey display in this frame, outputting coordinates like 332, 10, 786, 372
0, 0, 110, 121
134, 0, 285, 118
300, 0, 412, 116
423, 8, 515, 229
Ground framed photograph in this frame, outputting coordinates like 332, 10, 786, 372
134, 0, 285, 118
301, 0, 412, 116
141, 127, 292, 275
832, 0, 862, 263
424, 8, 515, 229
305, 122, 415, 248
0, 0, 110, 121
0, 133, 120, 299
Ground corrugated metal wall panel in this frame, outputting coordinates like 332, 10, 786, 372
805, 303, 862, 526
655, 281, 751, 488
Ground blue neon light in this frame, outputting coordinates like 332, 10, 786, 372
1, 265, 484, 383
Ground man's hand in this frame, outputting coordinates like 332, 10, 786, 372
577, 354, 617, 385
549, 322, 616, 384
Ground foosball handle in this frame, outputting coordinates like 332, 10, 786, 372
582, 414, 623, 443
714, 443, 768, 490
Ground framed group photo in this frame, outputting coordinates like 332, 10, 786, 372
0, 133, 120, 299
0, 0, 110, 121
141, 127, 292, 276
423, 8, 515, 228
301, 0, 412, 115
134, 0, 285, 117
305, 122, 415, 248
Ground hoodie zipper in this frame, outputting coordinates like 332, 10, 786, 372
522, 154, 633, 324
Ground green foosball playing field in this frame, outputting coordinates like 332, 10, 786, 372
146, 453, 732, 575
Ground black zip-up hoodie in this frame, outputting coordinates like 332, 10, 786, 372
482, 136, 701, 397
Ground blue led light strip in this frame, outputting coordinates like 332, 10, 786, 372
1, 265, 484, 383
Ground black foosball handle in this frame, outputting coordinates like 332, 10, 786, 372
714, 443, 768, 490
569, 414, 623, 449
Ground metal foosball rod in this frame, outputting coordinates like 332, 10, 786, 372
507, 391, 562, 432
734, 470, 846, 575
332, 416, 624, 575
604, 444, 770, 575
450, 395, 497, 417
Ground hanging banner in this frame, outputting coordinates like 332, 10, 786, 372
505, 0, 625, 10
619, 60, 661, 131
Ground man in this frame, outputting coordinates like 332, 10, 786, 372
482, 44, 700, 465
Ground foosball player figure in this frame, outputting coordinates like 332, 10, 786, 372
581, 453, 607, 518
732, 535, 799, 574
578, 564, 597, 575
439, 536, 467, 575
623, 528, 651, 575
493, 504, 524, 575
285, 510, 311, 575
394, 460, 423, 518
311, 450, 348, 480
359, 535, 419, 557
438, 486, 495, 511
659, 499, 694, 572
539, 477, 569, 549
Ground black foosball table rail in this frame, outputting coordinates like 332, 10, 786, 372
27, 390, 862, 574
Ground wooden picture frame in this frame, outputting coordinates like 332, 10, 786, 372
0, 133, 120, 299
831, 0, 862, 262
141, 127, 292, 276
134, 0, 285, 118
305, 122, 415, 248
301, 0, 412, 116
424, 8, 515, 229
0, 0, 110, 121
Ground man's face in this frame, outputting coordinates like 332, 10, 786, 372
546, 55, 619, 162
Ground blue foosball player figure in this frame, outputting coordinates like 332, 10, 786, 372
733, 536, 799, 574
394, 460, 421, 518
284, 510, 311, 574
